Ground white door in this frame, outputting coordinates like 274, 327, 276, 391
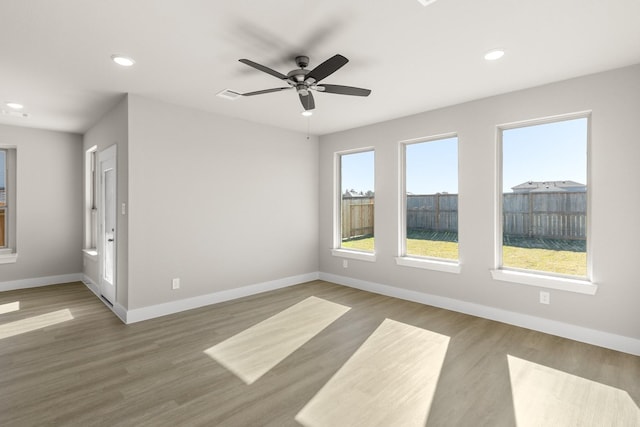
99, 145, 117, 304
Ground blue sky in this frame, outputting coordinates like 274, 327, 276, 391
341, 117, 587, 194
503, 117, 587, 192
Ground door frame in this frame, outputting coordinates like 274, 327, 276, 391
98, 144, 117, 304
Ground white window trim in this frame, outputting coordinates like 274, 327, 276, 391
490, 268, 597, 295
396, 132, 461, 273
0, 146, 17, 257
332, 147, 376, 258
84, 145, 98, 251
395, 256, 461, 273
0, 248, 17, 264
493, 111, 595, 295
331, 248, 377, 262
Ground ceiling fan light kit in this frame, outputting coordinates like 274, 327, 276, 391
236, 54, 371, 113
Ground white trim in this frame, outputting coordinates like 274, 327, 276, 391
490, 268, 597, 295
82, 248, 98, 261
331, 248, 376, 262
0, 273, 83, 291
395, 256, 461, 273
495, 112, 593, 280
125, 272, 320, 324
334, 147, 376, 251
82, 275, 127, 323
318, 272, 639, 356
0, 251, 17, 264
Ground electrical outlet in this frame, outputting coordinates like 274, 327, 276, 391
539, 291, 550, 305
172, 278, 180, 290
343, 260, 348, 268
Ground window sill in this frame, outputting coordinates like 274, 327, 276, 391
0, 250, 18, 264
395, 256, 461, 274
490, 268, 597, 295
331, 248, 376, 263
82, 248, 98, 261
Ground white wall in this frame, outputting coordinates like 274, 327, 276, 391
127, 95, 319, 309
82, 96, 129, 308
0, 124, 82, 283
319, 64, 640, 341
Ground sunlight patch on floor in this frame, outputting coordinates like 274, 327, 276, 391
0, 301, 20, 314
295, 318, 450, 427
508, 354, 640, 426
0, 309, 74, 340
204, 296, 350, 384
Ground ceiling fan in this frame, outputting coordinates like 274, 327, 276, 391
235, 54, 371, 112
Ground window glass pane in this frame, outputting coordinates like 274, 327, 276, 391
0, 150, 6, 247
405, 137, 458, 260
340, 150, 374, 252
502, 117, 588, 276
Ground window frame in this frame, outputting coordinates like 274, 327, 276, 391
331, 147, 376, 262
0, 146, 17, 263
491, 111, 597, 294
395, 133, 461, 273
83, 146, 98, 258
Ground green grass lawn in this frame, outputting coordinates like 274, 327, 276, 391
342, 237, 586, 276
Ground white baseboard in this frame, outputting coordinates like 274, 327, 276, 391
125, 272, 321, 324
0, 273, 83, 292
81, 275, 127, 323
319, 272, 640, 357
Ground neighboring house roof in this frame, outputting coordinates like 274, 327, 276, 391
511, 180, 586, 193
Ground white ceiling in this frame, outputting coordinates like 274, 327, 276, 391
1, 0, 639, 136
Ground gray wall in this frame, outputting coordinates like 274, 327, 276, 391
127, 95, 319, 309
82, 96, 129, 308
319, 64, 640, 340
0, 124, 82, 281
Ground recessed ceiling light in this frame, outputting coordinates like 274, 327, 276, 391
5, 102, 24, 110
484, 49, 505, 61
417, 0, 437, 5
301, 110, 313, 117
111, 54, 135, 67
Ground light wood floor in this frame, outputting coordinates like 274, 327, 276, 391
1, 281, 638, 426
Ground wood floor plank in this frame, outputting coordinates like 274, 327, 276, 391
0, 280, 638, 426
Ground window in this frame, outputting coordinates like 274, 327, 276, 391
84, 146, 98, 251
337, 149, 375, 253
0, 147, 16, 260
401, 135, 459, 262
499, 116, 588, 278
0, 149, 6, 248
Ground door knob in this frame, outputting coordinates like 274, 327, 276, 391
108, 238, 114, 242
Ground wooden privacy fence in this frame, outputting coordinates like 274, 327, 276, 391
407, 194, 458, 232
342, 192, 587, 240
341, 196, 374, 239
503, 191, 586, 240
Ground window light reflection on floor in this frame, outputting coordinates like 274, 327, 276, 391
296, 318, 450, 427
204, 296, 350, 384
0, 301, 20, 314
0, 309, 74, 340
508, 354, 640, 426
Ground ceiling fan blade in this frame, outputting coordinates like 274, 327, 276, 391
307, 54, 348, 83
318, 84, 371, 97
239, 59, 288, 80
299, 92, 315, 110
239, 87, 292, 96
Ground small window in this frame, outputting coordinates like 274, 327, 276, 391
500, 116, 588, 278
0, 149, 6, 248
0, 147, 16, 254
402, 136, 459, 261
84, 146, 98, 250
338, 150, 375, 252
